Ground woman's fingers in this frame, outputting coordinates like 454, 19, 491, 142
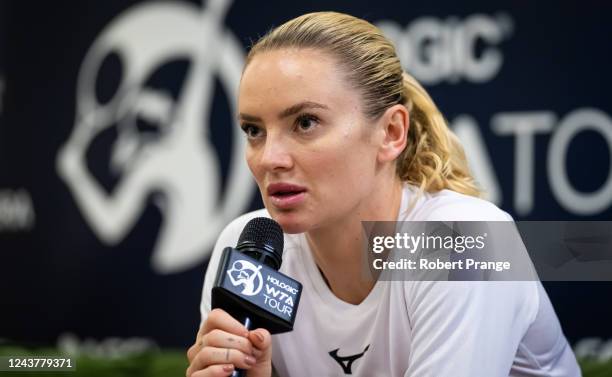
202, 329, 255, 355
188, 308, 250, 363
201, 309, 249, 338
190, 364, 235, 377
187, 346, 256, 375
187, 342, 200, 363
186, 309, 265, 377
188, 329, 253, 364
248, 328, 272, 360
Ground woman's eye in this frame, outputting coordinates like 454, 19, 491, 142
240, 124, 263, 139
295, 114, 319, 132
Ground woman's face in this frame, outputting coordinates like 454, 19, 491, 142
238, 48, 382, 233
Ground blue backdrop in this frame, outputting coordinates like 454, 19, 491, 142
0, 0, 610, 349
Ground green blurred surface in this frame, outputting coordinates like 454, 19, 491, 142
1, 346, 611, 376
0, 347, 188, 377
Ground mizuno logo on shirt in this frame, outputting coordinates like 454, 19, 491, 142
328, 344, 370, 374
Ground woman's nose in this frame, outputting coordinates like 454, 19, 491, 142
260, 134, 293, 172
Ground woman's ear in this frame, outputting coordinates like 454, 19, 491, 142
377, 104, 409, 163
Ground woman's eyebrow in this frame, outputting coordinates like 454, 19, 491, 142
278, 101, 329, 119
238, 113, 262, 123
238, 101, 329, 123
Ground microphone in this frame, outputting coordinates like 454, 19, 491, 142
211, 217, 302, 376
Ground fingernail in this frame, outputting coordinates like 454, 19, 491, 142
253, 331, 265, 343
245, 355, 256, 365
222, 364, 234, 372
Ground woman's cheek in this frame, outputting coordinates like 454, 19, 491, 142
245, 149, 262, 179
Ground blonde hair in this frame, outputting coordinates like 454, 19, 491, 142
246, 12, 481, 197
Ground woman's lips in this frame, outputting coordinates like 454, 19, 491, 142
267, 183, 307, 209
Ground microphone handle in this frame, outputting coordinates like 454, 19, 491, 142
231, 316, 252, 377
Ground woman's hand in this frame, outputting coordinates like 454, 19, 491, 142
186, 309, 273, 377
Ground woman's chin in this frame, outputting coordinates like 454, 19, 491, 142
281, 224, 308, 234
269, 212, 310, 234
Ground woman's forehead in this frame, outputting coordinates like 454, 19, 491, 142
246, 48, 337, 73
239, 49, 358, 113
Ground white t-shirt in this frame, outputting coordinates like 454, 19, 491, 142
200, 185, 581, 377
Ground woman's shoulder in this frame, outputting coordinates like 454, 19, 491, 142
404, 186, 513, 222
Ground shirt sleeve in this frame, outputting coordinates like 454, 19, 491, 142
403, 280, 539, 376
199, 210, 270, 326
199, 223, 234, 325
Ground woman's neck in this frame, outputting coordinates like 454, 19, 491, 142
305, 178, 403, 304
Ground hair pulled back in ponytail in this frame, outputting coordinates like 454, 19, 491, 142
246, 11, 481, 197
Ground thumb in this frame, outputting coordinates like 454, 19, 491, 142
249, 328, 272, 360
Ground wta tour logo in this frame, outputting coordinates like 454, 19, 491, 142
227, 260, 264, 296
56, 0, 254, 274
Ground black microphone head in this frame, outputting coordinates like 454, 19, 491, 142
236, 217, 284, 270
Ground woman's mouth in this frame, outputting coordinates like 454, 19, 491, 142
267, 183, 307, 209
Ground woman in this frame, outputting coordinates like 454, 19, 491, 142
187, 12, 580, 377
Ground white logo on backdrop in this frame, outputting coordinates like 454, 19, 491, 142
56, 0, 254, 274
378, 14, 612, 215
0, 188, 35, 231
0, 75, 36, 232
377, 13, 513, 85
227, 260, 264, 296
